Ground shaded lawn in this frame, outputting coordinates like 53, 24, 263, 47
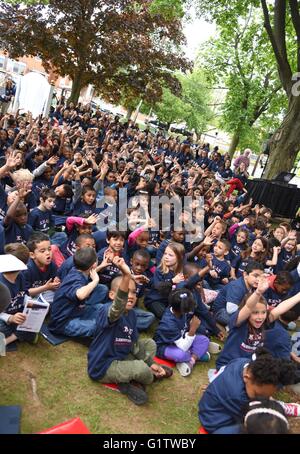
0, 337, 210, 434
2, 336, 300, 434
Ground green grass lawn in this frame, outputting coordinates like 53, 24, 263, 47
0, 337, 211, 434
2, 335, 300, 434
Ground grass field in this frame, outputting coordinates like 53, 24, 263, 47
1, 334, 300, 434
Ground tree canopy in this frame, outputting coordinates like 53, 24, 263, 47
0, 0, 190, 104
198, 10, 287, 156
152, 69, 212, 134
195, 0, 300, 178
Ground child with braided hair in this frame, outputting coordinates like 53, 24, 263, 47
199, 349, 300, 434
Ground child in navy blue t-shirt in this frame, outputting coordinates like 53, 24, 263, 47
72, 186, 97, 216
130, 249, 155, 331
199, 351, 298, 434
228, 227, 249, 262
264, 271, 293, 309
199, 239, 231, 290
144, 242, 185, 319
97, 231, 126, 286
277, 237, 298, 271
28, 188, 55, 233
60, 213, 99, 258
48, 247, 107, 337
88, 257, 172, 405
212, 261, 265, 327
57, 233, 96, 281
216, 277, 300, 370
154, 288, 210, 377
3, 184, 33, 245
0, 247, 37, 345
24, 232, 60, 301
231, 237, 269, 279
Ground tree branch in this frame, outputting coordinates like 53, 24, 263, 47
249, 84, 282, 126
261, 0, 293, 96
289, 0, 300, 71
234, 33, 247, 88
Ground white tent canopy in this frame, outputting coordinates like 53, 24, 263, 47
18, 72, 50, 118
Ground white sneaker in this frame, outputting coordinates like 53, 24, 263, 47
279, 401, 300, 417
208, 341, 222, 354
176, 362, 192, 377
288, 322, 297, 331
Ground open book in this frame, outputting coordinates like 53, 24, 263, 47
17, 298, 49, 333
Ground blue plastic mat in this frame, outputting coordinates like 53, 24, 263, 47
0, 406, 21, 434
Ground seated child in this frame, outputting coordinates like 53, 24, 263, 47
130, 249, 155, 331
24, 232, 60, 302
181, 263, 224, 341
0, 247, 38, 345
48, 247, 107, 337
57, 233, 96, 281
199, 239, 231, 290
28, 188, 55, 233
154, 288, 210, 377
59, 213, 99, 259
97, 231, 126, 286
88, 256, 172, 406
212, 261, 265, 327
199, 350, 299, 434
215, 278, 300, 371
3, 184, 33, 245
144, 242, 185, 319
242, 399, 289, 434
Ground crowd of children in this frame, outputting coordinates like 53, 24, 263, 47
0, 104, 300, 432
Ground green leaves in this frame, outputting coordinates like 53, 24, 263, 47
0, 0, 189, 104
197, 8, 286, 152
153, 69, 212, 133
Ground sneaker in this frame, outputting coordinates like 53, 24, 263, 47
199, 352, 211, 362
118, 382, 148, 405
176, 362, 192, 377
208, 342, 222, 354
279, 401, 300, 417
288, 322, 297, 331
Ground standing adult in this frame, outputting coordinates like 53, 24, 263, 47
234, 148, 251, 172
0, 78, 16, 115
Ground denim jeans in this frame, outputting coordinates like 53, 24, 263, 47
215, 308, 230, 326
62, 285, 108, 337
212, 424, 241, 434
133, 307, 156, 331
85, 284, 108, 306
51, 231, 67, 247
63, 304, 102, 337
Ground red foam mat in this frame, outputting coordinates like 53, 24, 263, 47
39, 417, 91, 434
102, 383, 120, 392
153, 356, 176, 368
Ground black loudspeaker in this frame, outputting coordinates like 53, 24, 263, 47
274, 172, 295, 183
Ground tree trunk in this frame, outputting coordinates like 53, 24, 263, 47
126, 108, 133, 120
228, 131, 240, 158
68, 73, 85, 105
264, 96, 300, 179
